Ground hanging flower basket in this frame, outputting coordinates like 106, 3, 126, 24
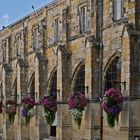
41, 96, 57, 125
0, 101, 2, 114
21, 97, 35, 125
68, 92, 88, 128
102, 88, 124, 128
5, 100, 17, 124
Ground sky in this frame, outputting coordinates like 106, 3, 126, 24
0, 0, 53, 29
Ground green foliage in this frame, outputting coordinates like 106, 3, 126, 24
8, 114, 15, 124
44, 107, 55, 125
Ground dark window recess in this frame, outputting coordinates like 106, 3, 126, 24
49, 70, 57, 137
14, 81, 17, 101
74, 65, 85, 93
105, 57, 121, 90
50, 126, 56, 137
30, 76, 35, 99
0, 86, 3, 102
11, 79, 17, 101
50, 71, 57, 100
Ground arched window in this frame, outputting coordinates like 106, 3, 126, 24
49, 70, 57, 99
13, 79, 17, 101
0, 83, 3, 102
28, 73, 35, 99
10, 78, 17, 101
105, 57, 121, 90
74, 65, 85, 94
30, 77, 35, 98
49, 70, 57, 137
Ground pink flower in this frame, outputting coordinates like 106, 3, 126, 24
6, 100, 17, 115
102, 88, 124, 115
68, 92, 88, 109
41, 96, 57, 112
21, 97, 35, 108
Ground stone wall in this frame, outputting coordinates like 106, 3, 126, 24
0, 0, 140, 140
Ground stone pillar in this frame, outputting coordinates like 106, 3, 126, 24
30, 53, 48, 140
57, 45, 72, 140
128, 31, 140, 139
21, 61, 30, 140
120, 29, 130, 134
84, 35, 100, 140
14, 63, 22, 140
2, 64, 13, 140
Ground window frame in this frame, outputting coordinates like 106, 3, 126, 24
74, 65, 85, 94
54, 18, 59, 43
32, 26, 39, 50
113, 0, 124, 21
16, 33, 22, 57
105, 57, 121, 91
2, 40, 7, 61
49, 70, 57, 100
80, 4, 88, 33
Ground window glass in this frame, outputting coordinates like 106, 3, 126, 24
54, 18, 59, 43
105, 57, 121, 90
81, 6, 88, 33
74, 65, 85, 94
113, 0, 124, 21
50, 71, 57, 99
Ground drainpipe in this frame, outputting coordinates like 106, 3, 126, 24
98, 0, 103, 139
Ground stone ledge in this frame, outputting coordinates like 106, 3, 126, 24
44, 136, 56, 140
120, 126, 129, 131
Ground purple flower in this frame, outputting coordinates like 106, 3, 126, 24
102, 88, 123, 116
105, 88, 123, 103
21, 97, 35, 108
41, 96, 57, 112
108, 104, 121, 115
68, 92, 87, 109
22, 109, 28, 117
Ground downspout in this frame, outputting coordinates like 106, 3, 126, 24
98, 0, 103, 139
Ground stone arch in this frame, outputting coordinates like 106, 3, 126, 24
11, 78, 17, 100
104, 51, 121, 78
0, 82, 2, 102
71, 61, 85, 93
46, 67, 57, 137
47, 67, 57, 99
47, 66, 57, 91
28, 72, 35, 98
104, 53, 121, 90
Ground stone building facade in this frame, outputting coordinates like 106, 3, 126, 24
0, 0, 140, 140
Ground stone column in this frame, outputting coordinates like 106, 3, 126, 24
21, 62, 30, 140
15, 62, 22, 140
128, 30, 140, 139
57, 45, 72, 140
84, 35, 100, 140
2, 64, 13, 140
31, 53, 48, 140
